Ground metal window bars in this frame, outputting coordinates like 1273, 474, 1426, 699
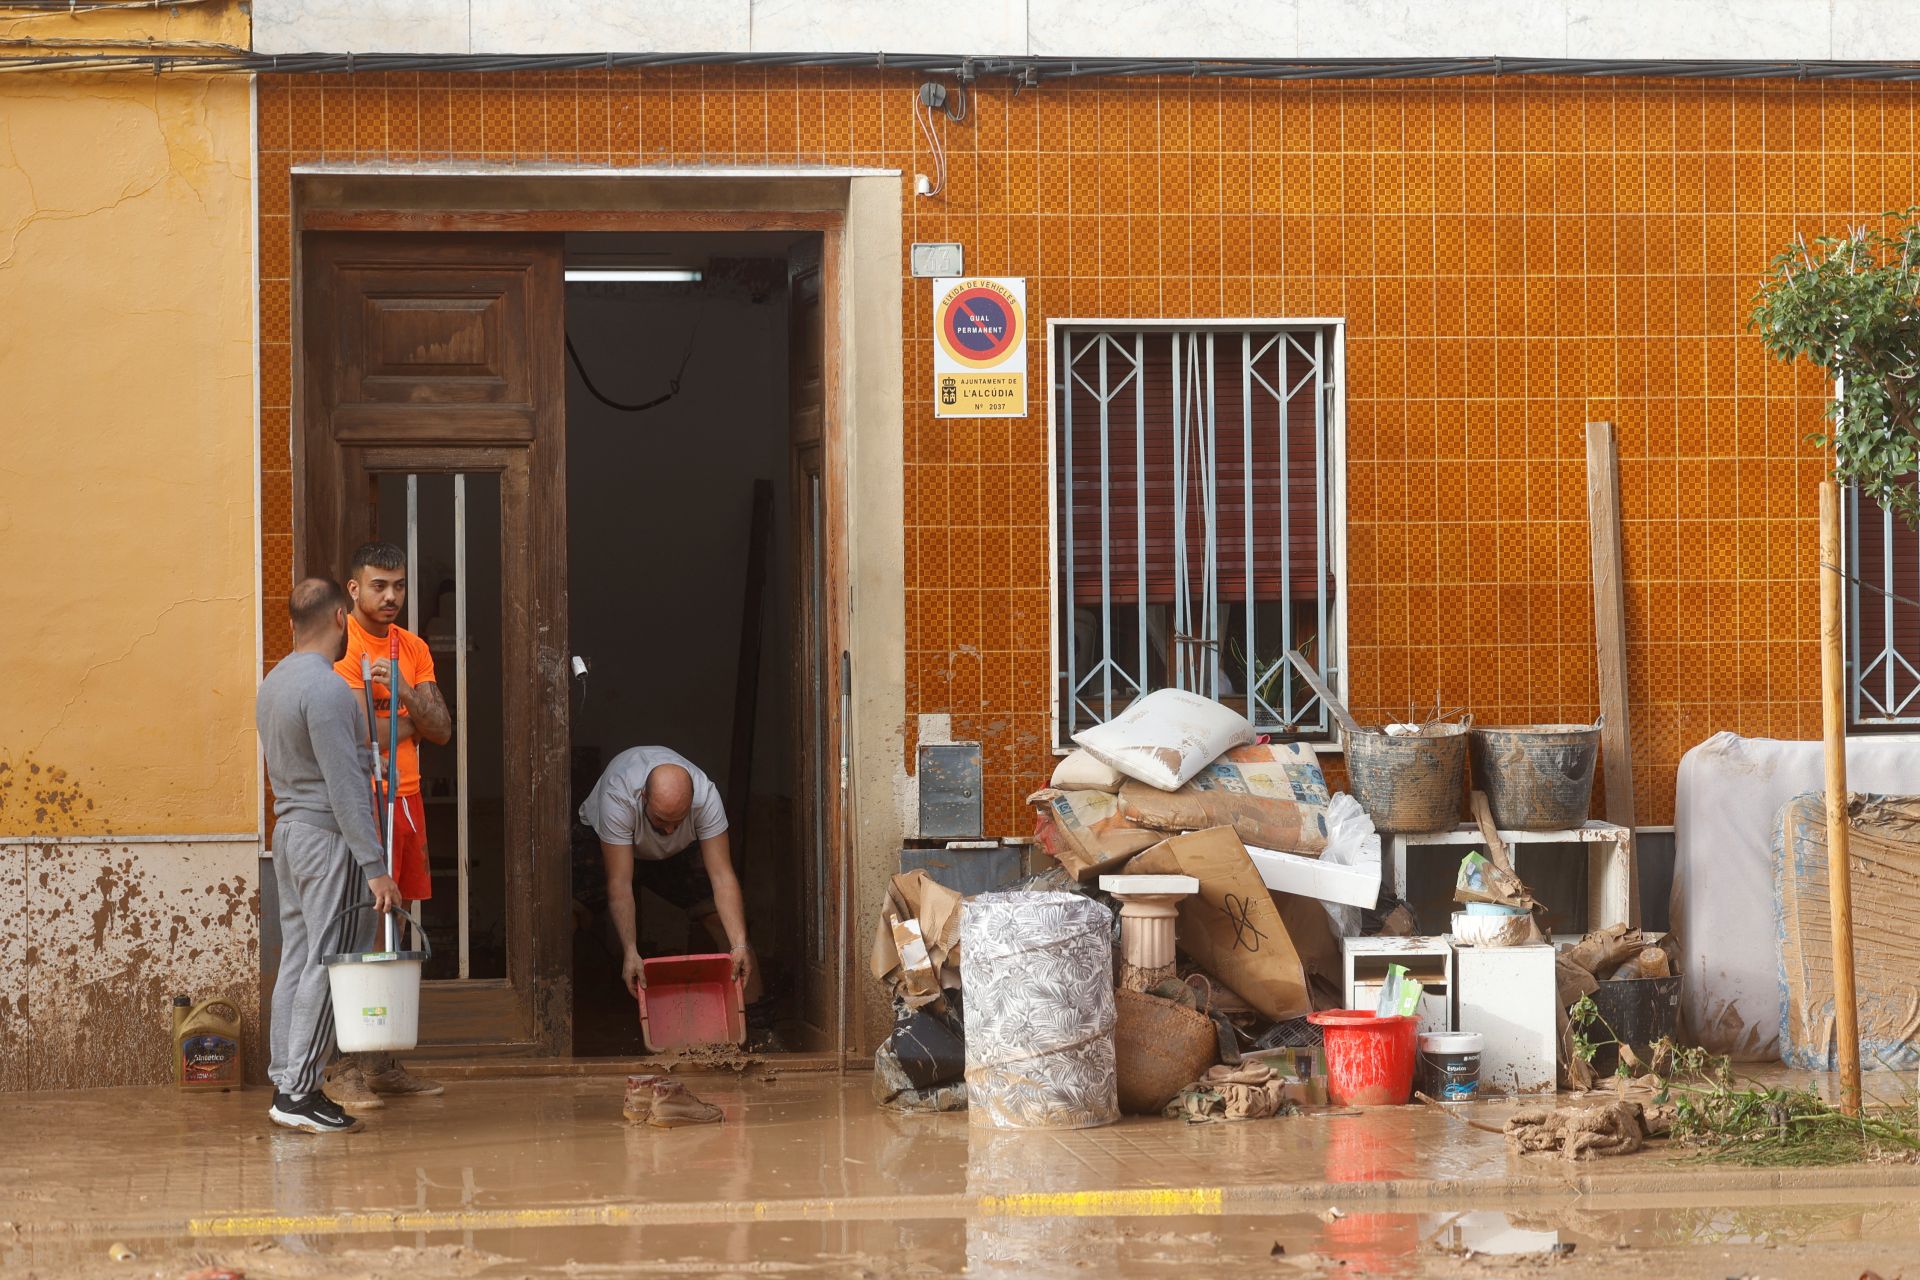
1845, 480, 1920, 726
1055, 325, 1339, 743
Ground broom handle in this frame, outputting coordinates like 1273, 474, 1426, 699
360, 656, 387, 849
386, 632, 401, 953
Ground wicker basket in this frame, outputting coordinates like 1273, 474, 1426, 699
1113, 988, 1219, 1115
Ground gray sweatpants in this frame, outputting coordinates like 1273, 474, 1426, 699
269, 820, 374, 1097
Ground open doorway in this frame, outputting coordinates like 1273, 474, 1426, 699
563, 230, 817, 1055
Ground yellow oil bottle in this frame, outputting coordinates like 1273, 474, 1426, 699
171, 995, 243, 1090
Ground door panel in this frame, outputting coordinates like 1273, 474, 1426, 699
787, 238, 841, 1051
301, 233, 571, 1055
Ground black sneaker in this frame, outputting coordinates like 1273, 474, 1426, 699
269, 1089, 364, 1134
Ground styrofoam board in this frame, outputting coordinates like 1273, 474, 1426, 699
1454, 943, 1557, 1094
1247, 838, 1381, 908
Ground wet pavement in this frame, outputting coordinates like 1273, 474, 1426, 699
6, 1073, 1920, 1278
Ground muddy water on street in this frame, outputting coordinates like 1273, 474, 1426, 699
5, 1075, 1920, 1278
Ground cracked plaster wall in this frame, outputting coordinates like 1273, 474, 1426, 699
1, 1, 258, 1089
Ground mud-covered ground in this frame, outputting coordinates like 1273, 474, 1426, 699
5, 1073, 1918, 1278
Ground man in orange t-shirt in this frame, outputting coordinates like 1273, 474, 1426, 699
328, 540, 452, 1108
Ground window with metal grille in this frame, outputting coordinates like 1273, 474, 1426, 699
1051, 324, 1343, 746
1846, 481, 1920, 729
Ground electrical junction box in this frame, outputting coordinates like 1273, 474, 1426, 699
910, 242, 964, 277
916, 742, 983, 839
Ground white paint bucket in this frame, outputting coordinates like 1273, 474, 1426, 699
1417, 1030, 1484, 1101
321, 905, 428, 1053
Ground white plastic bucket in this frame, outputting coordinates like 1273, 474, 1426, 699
321, 904, 429, 1053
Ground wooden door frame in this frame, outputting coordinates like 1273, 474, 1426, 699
291, 191, 858, 1062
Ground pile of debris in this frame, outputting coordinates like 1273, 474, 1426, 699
871, 687, 1385, 1118
869, 685, 1700, 1138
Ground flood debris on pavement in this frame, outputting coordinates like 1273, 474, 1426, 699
860, 682, 1920, 1175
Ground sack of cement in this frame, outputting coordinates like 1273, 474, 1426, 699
1029, 787, 1161, 882
1049, 748, 1125, 793
1070, 689, 1256, 791
1119, 781, 1327, 855
1776, 792, 1920, 1070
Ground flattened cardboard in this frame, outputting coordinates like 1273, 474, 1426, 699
1130, 826, 1311, 1021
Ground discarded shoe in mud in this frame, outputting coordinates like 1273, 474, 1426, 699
622, 1073, 667, 1124
646, 1078, 724, 1128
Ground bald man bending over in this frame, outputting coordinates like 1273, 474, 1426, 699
578, 746, 755, 998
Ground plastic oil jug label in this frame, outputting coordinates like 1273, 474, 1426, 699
181, 1034, 239, 1084
361, 1007, 388, 1023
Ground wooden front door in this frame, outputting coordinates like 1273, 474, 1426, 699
299, 232, 572, 1055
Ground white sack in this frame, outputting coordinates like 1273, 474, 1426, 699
1674, 731, 1920, 1060
1070, 688, 1256, 791
1049, 748, 1124, 793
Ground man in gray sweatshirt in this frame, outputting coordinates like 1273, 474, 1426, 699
257, 577, 401, 1134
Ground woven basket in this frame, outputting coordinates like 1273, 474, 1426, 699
1113, 988, 1219, 1115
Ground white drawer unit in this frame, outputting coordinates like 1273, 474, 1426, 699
1453, 942, 1558, 1094
1342, 935, 1453, 1035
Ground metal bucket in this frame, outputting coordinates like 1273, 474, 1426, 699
1343, 722, 1468, 836
1468, 721, 1602, 831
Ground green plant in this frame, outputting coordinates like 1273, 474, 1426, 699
1750, 209, 1920, 526
1568, 994, 1636, 1079
1651, 1039, 1920, 1167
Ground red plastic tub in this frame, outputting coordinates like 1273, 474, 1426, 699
637, 953, 746, 1053
1307, 1010, 1417, 1106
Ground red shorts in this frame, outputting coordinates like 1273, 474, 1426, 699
389, 791, 432, 902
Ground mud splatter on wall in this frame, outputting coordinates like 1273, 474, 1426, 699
0, 833, 259, 1093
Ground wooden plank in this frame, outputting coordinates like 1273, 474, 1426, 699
1585, 420, 1639, 928
301, 208, 846, 234
1819, 479, 1862, 1115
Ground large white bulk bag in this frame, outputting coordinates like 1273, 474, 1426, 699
961, 891, 1118, 1129
1070, 688, 1256, 791
1673, 731, 1920, 1060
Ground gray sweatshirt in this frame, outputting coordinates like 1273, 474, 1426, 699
257, 650, 386, 875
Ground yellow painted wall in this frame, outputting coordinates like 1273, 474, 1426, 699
0, 3, 255, 837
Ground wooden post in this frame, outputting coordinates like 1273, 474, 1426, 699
1818, 479, 1862, 1116
1586, 421, 1639, 927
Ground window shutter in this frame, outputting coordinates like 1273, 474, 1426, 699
1063, 332, 1327, 606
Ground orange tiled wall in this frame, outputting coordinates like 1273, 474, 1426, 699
262, 71, 1880, 830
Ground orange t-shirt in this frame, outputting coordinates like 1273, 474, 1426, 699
335, 615, 437, 797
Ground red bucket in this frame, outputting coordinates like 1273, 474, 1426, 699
1308, 1010, 1417, 1106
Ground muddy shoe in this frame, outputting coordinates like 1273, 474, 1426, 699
646, 1078, 723, 1128
322, 1062, 385, 1112
365, 1062, 445, 1098
623, 1073, 667, 1124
